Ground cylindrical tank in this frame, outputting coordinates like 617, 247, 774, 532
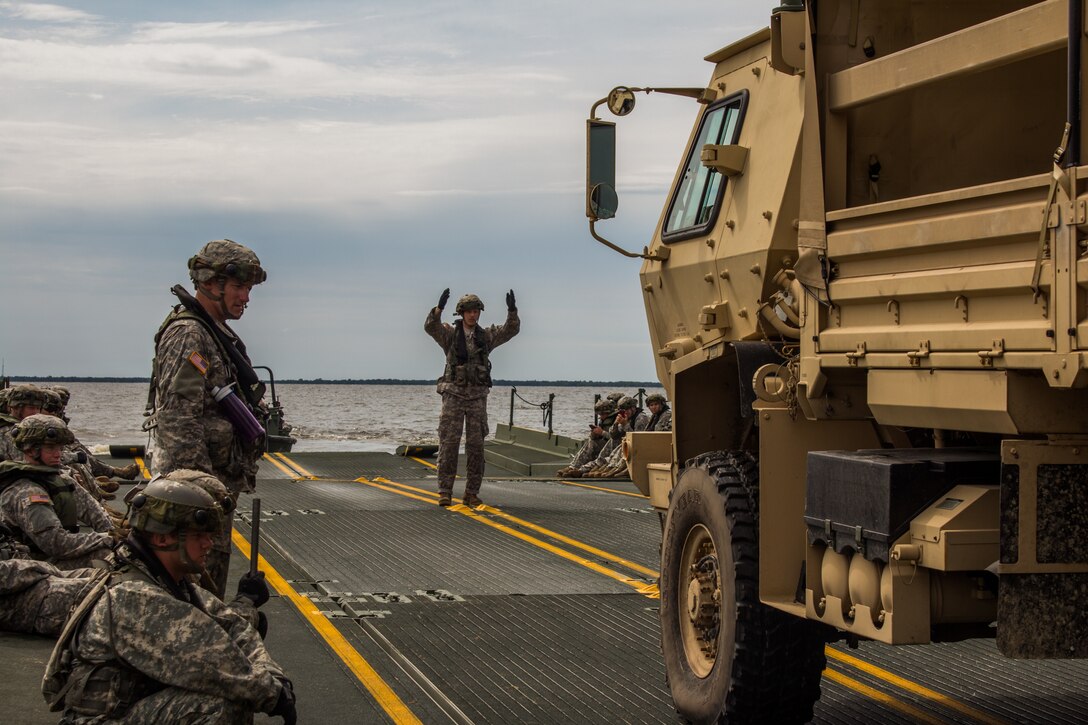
848, 555, 884, 626
821, 548, 852, 617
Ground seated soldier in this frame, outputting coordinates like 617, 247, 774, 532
586, 396, 650, 479
44, 472, 296, 724
0, 415, 114, 569
0, 523, 102, 636
557, 398, 618, 477
645, 393, 673, 432
0, 384, 48, 461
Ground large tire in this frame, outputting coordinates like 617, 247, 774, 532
660, 451, 826, 723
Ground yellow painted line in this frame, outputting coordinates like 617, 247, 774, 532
373, 477, 657, 578
410, 456, 437, 470
353, 477, 658, 599
134, 456, 151, 479
231, 529, 421, 724
275, 452, 317, 479
262, 453, 299, 478
827, 648, 1008, 724
825, 668, 946, 725
558, 479, 647, 499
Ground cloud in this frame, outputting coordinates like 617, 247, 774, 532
131, 20, 329, 43
0, 1, 98, 23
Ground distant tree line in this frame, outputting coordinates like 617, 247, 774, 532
8, 375, 659, 387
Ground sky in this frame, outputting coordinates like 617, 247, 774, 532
0, 1, 774, 382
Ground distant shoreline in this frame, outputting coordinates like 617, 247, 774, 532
6, 376, 661, 388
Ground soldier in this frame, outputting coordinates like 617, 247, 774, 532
557, 399, 618, 477
425, 288, 520, 507
0, 384, 48, 461
0, 415, 114, 569
43, 387, 138, 501
0, 523, 101, 635
43, 472, 295, 724
147, 239, 269, 599
585, 396, 651, 478
646, 393, 673, 432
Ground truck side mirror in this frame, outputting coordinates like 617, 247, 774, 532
586, 119, 618, 220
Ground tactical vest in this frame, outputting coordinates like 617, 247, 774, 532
440, 321, 493, 388
43, 562, 166, 717
146, 307, 233, 421
0, 462, 77, 532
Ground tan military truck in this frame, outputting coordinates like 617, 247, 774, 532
586, 0, 1088, 721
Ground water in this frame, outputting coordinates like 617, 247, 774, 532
47, 381, 666, 453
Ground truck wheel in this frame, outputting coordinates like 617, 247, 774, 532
660, 451, 826, 723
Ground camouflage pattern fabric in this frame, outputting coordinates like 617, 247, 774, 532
59, 547, 285, 723
0, 559, 100, 635
648, 408, 673, 432
0, 477, 112, 569
425, 305, 520, 496
0, 424, 19, 462
437, 395, 488, 495
151, 313, 262, 598
150, 316, 259, 494
568, 434, 607, 470
579, 410, 651, 472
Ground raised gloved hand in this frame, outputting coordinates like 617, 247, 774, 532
437, 288, 450, 310
270, 676, 297, 725
506, 289, 516, 311
237, 570, 270, 608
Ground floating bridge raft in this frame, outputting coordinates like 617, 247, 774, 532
3, 442, 1087, 723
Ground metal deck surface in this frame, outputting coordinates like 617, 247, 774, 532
4, 449, 1088, 724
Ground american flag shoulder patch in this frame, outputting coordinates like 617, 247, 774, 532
188, 351, 209, 376
28, 494, 52, 505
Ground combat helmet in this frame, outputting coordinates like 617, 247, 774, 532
606, 392, 625, 404
7, 384, 48, 414
646, 393, 667, 407
455, 294, 485, 315
12, 414, 74, 450
594, 398, 617, 416
41, 389, 65, 416
128, 471, 231, 572
0, 388, 9, 415
188, 239, 267, 286
617, 396, 639, 411
47, 385, 71, 409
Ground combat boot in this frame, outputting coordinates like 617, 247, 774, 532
463, 493, 483, 508
114, 463, 141, 480
566, 469, 584, 478
96, 476, 120, 493
438, 494, 452, 507
556, 466, 574, 477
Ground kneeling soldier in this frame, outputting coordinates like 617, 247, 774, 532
44, 471, 296, 723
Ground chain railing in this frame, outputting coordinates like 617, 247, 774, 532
508, 387, 555, 436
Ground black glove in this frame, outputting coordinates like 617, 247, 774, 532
437, 288, 450, 310
237, 570, 270, 608
506, 289, 516, 311
270, 676, 297, 725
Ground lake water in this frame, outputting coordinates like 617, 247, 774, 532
46, 381, 666, 453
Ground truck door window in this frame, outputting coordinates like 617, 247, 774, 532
662, 91, 748, 241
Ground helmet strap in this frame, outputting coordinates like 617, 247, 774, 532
196, 279, 231, 321
176, 530, 205, 574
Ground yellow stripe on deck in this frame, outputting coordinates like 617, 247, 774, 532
824, 669, 947, 725
353, 477, 659, 599
828, 648, 1009, 724
231, 529, 421, 725
261, 453, 298, 478
275, 452, 316, 479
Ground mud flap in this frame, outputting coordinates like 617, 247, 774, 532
998, 448, 1088, 657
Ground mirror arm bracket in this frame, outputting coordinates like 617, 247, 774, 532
589, 220, 670, 262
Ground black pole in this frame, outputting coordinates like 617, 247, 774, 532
509, 387, 516, 427
250, 498, 261, 575
1068, 0, 1082, 168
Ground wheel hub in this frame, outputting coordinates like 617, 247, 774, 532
678, 524, 721, 677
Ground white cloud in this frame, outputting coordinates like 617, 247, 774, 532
132, 20, 329, 43
0, 1, 98, 23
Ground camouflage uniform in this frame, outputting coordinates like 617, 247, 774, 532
49, 539, 287, 723
148, 240, 268, 598
0, 461, 113, 569
0, 557, 100, 635
559, 399, 617, 475
424, 295, 520, 501
646, 394, 673, 432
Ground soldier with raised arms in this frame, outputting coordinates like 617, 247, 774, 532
425, 289, 520, 507
146, 239, 269, 598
